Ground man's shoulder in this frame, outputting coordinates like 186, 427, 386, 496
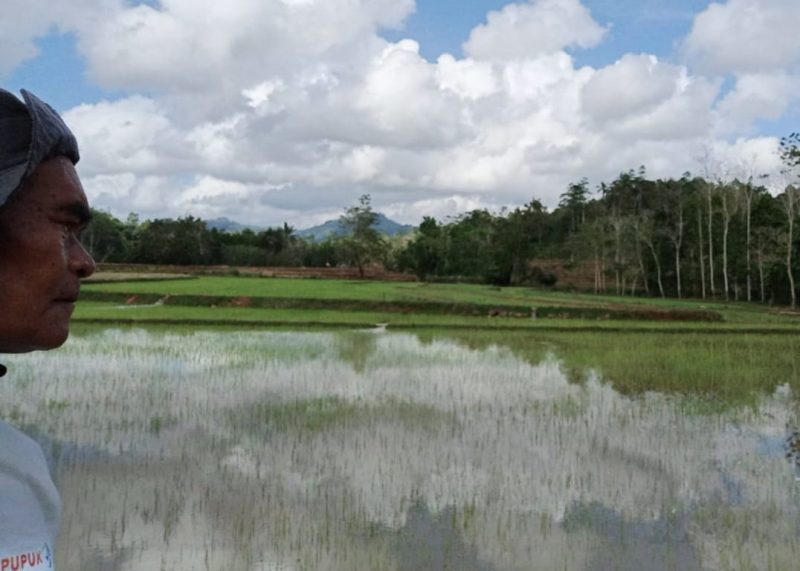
0, 419, 61, 556
0, 419, 46, 460
0, 419, 52, 486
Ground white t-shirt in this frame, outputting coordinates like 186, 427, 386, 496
0, 420, 59, 570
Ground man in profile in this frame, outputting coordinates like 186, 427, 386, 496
0, 88, 95, 566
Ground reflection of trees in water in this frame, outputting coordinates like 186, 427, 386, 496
784, 425, 800, 474
382, 501, 496, 571
563, 501, 703, 571
781, 400, 800, 477
66, 548, 128, 571
412, 331, 552, 370
10, 329, 800, 570
414, 330, 800, 404
335, 331, 378, 373
413, 330, 590, 384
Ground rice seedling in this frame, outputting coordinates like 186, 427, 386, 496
2, 326, 798, 570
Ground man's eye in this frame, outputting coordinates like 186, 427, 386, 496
63, 224, 83, 240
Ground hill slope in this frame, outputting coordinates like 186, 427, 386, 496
297, 213, 414, 240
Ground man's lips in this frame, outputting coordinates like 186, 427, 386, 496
53, 295, 79, 303
54, 287, 80, 303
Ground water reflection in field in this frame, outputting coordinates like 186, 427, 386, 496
2, 328, 800, 570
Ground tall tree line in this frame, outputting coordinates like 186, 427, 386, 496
396, 168, 799, 306
82, 195, 392, 272
83, 171, 800, 306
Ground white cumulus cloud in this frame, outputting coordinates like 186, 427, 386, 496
715, 72, 799, 134
684, 0, 800, 75
4, 0, 795, 226
582, 54, 684, 123
464, 0, 607, 61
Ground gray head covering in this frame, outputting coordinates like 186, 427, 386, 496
0, 88, 79, 209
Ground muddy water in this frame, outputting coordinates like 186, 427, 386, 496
2, 328, 799, 570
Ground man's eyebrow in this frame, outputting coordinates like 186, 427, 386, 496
55, 202, 93, 225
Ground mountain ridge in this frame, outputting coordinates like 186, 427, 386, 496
296, 213, 414, 241
207, 213, 414, 239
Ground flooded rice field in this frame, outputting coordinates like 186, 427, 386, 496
2, 327, 800, 570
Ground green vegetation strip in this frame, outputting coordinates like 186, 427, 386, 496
80, 289, 722, 321
73, 302, 798, 334
79, 275, 800, 326
419, 329, 800, 408
230, 396, 452, 437
83, 276, 727, 307
71, 319, 800, 335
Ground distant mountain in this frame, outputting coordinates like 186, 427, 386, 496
206, 217, 262, 233
297, 213, 414, 241
206, 213, 414, 240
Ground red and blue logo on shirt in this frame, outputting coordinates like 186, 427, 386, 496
0, 544, 53, 570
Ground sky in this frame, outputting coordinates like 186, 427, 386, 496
2, 0, 800, 228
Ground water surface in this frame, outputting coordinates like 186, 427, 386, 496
2, 327, 799, 570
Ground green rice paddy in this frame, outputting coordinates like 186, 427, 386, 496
2, 275, 799, 569
2, 326, 799, 570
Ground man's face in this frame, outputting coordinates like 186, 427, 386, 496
0, 157, 95, 353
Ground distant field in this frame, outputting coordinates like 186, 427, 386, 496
73, 303, 800, 334
86, 271, 193, 282
83, 276, 571, 305
78, 275, 800, 326
82, 275, 745, 309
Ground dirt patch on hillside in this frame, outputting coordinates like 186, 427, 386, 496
93, 263, 417, 281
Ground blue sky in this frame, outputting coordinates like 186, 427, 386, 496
6, 32, 108, 111
8, 0, 792, 138
389, 0, 704, 63
8, 0, 709, 110
2, 0, 798, 225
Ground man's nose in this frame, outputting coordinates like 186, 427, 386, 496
70, 240, 96, 279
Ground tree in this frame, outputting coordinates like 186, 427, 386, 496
559, 179, 590, 233
740, 179, 757, 301
704, 180, 717, 296
257, 222, 301, 266
440, 209, 493, 279
732, 156, 763, 302
690, 190, 707, 299
579, 200, 609, 294
136, 216, 213, 265
780, 133, 800, 308
401, 216, 445, 279
339, 194, 387, 278
492, 200, 549, 286
660, 177, 689, 299
603, 172, 642, 295
634, 213, 665, 298
719, 182, 740, 301
753, 224, 779, 303
83, 209, 130, 262
777, 185, 799, 308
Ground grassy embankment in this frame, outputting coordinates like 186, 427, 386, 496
415, 328, 800, 407
76, 274, 800, 332
72, 271, 800, 406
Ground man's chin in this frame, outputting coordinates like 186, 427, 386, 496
0, 327, 70, 353
34, 327, 71, 351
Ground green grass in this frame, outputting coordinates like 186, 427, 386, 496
83, 276, 516, 303
75, 300, 403, 328
416, 329, 800, 407
80, 275, 800, 326
65, 316, 800, 410
80, 276, 730, 309
73, 300, 800, 334
230, 396, 453, 437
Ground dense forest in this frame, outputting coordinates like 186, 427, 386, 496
83, 140, 800, 307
